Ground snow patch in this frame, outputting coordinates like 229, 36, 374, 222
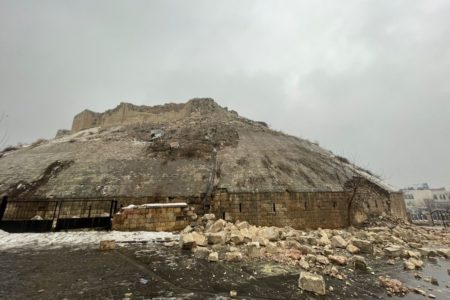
0, 230, 178, 251
123, 202, 188, 209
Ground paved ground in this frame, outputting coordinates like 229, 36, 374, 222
1, 243, 449, 299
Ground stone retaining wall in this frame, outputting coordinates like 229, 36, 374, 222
211, 191, 351, 229
210, 186, 407, 230
112, 203, 193, 231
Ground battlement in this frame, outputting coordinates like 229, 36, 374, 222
71, 98, 226, 132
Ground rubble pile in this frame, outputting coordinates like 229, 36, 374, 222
177, 214, 450, 295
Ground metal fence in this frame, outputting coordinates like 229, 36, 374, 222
0, 197, 118, 233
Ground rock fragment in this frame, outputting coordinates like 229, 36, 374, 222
330, 235, 348, 248
378, 276, 409, 296
208, 252, 219, 262
298, 272, 326, 295
99, 240, 116, 251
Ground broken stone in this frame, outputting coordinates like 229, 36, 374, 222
266, 242, 279, 254
286, 249, 302, 260
207, 232, 226, 245
317, 234, 331, 246
418, 247, 437, 257
202, 213, 216, 221
252, 236, 270, 247
437, 248, 450, 258
229, 290, 237, 298
316, 255, 330, 265
225, 251, 243, 262
228, 230, 245, 245
260, 227, 280, 241
413, 288, 426, 295
236, 221, 249, 230
323, 247, 334, 256
298, 235, 317, 246
330, 235, 348, 249
181, 225, 194, 233
404, 258, 423, 270
193, 246, 211, 259
180, 232, 207, 249
247, 242, 261, 258
99, 240, 116, 251
208, 219, 227, 233
277, 240, 289, 249
351, 239, 373, 254
299, 258, 310, 270
430, 277, 438, 286
298, 272, 326, 295
328, 255, 348, 266
352, 255, 368, 271
192, 232, 208, 247
408, 242, 422, 249
208, 252, 219, 262
384, 246, 404, 258
406, 250, 421, 259
239, 228, 253, 243
378, 276, 409, 296
298, 244, 315, 255
286, 239, 302, 251
346, 244, 360, 254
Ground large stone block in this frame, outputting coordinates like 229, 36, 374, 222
298, 272, 326, 295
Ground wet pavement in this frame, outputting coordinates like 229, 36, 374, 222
1, 243, 450, 299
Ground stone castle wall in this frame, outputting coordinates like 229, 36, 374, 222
389, 192, 408, 220
112, 203, 193, 232
71, 99, 221, 132
210, 191, 351, 229
209, 185, 406, 230
71, 104, 189, 132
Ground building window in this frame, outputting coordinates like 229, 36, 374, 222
239, 203, 242, 213
272, 203, 276, 213
333, 201, 337, 209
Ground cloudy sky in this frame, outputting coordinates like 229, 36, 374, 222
0, 0, 449, 189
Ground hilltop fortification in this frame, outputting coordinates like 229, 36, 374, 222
0, 98, 407, 229
71, 98, 232, 132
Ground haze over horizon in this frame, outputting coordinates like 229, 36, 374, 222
1, 0, 449, 190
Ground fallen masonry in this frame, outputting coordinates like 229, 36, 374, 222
175, 213, 450, 297
298, 272, 326, 295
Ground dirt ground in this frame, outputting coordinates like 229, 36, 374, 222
2, 242, 449, 300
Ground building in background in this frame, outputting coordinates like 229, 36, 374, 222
402, 183, 450, 224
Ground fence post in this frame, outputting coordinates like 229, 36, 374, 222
0, 196, 8, 222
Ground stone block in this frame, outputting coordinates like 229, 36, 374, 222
298, 272, 326, 295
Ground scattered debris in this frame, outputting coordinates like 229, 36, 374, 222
378, 276, 409, 296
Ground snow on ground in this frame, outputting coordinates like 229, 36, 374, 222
0, 230, 178, 251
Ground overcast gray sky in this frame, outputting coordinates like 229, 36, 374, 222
1, 0, 449, 190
